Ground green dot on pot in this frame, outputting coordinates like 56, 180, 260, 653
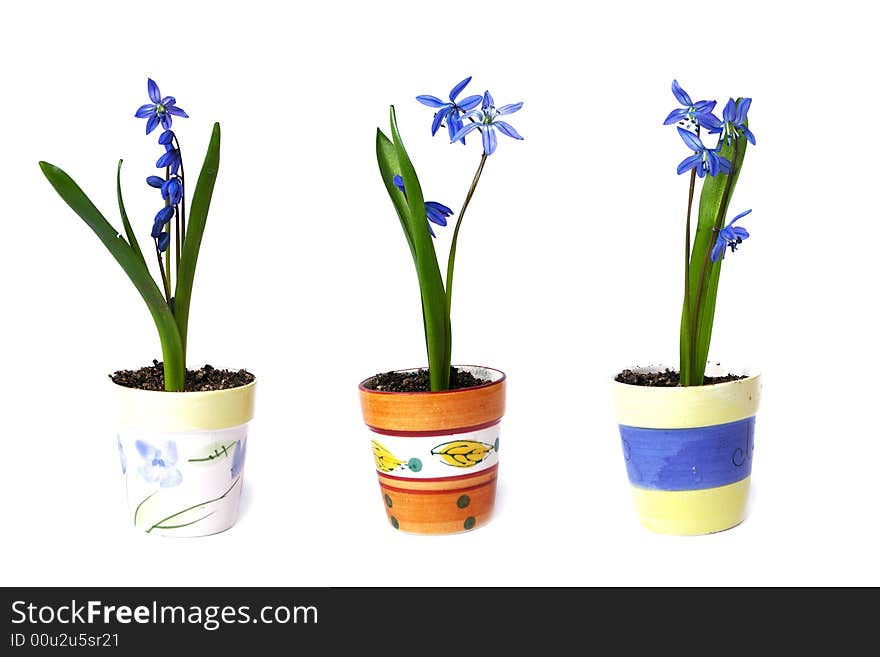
384, 494, 393, 508
493, 438, 500, 453
457, 494, 471, 509
390, 516, 399, 529
464, 516, 476, 530
407, 458, 422, 472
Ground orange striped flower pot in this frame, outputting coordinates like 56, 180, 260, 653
358, 366, 506, 535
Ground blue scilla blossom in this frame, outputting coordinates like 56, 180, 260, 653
451, 91, 524, 156
663, 80, 720, 129
711, 210, 752, 262
135, 439, 182, 487
117, 436, 127, 475
161, 177, 183, 205
392, 175, 454, 238
158, 129, 175, 146
156, 144, 181, 175
710, 97, 756, 146
676, 127, 731, 178
146, 175, 183, 205
231, 439, 248, 479
417, 77, 483, 145
134, 79, 188, 135
156, 232, 170, 252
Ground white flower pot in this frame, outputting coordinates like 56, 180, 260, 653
114, 380, 256, 537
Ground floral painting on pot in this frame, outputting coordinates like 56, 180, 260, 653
613, 81, 761, 535
40, 79, 255, 537
359, 76, 523, 534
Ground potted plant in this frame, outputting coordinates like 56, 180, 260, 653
613, 80, 761, 535
359, 76, 523, 534
39, 78, 255, 537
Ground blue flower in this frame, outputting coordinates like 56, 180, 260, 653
134, 79, 189, 135
117, 436, 127, 475
392, 175, 454, 238
416, 77, 483, 144
663, 80, 720, 129
451, 91, 524, 155
710, 97, 756, 146
711, 210, 752, 262
231, 439, 248, 479
152, 205, 174, 234
156, 232, 170, 252
156, 145, 181, 175
135, 440, 182, 487
161, 177, 183, 205
146, 176, 165, 188
676, 127, 731, 178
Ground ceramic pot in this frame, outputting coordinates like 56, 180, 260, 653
358, 366, 506, 534
114, 379, 256, 537
613, 366, 761, 535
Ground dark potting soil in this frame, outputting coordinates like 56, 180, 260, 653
363, 367, 490, 392
615, 368, 746, 387
110, 360, 255, 392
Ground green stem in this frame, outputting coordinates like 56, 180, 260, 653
155, 246, 171, 303
153, 511, 215, 530
172, 134, 187, 262
133, 491, 158, 527
146, 477, 241, 533
681, 164, 698, 382
164, 166, 172, 296
446, 153, 488, 317
187, 442, 238, 463
688, 139, 740, 381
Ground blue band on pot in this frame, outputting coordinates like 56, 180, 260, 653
619, 417, 755, 491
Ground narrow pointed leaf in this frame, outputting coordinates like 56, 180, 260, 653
376, 129, 415, 262
116, 160, 147, 271
39, 161, 184, 390
388, 106, 451, 390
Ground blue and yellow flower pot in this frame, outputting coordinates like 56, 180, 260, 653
613, 368, 761, 535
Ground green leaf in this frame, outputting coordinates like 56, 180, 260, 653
174, 122, 221, 359
680, 131, 748, 385
376, 129, 415, 262
116, 160, 147, 271
387, 106, 451, 390
39, 161, 185, 390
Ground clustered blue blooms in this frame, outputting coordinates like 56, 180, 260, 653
667, 80, 755, 262
418, 77, 524, 156
399, 77, 524, 240
135, 79, 188, 253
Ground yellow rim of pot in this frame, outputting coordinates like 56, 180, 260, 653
113, 380, 256, 432
613, 372, 761, 429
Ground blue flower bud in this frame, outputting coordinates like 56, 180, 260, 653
156, 232, 170, 252
154, 205, 174, 225
158, 130, 174, 145
146, 175, 165, 188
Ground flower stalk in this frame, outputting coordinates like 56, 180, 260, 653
377, 78, 523, 391
670, 81, 755, 386
39, 78, 221, 391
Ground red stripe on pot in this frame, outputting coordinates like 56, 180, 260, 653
377, 463, 499, 483
366, 419, 501, 437
379, 476, 497, 496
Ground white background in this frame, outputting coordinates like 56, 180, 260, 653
1, 0, 877, 587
